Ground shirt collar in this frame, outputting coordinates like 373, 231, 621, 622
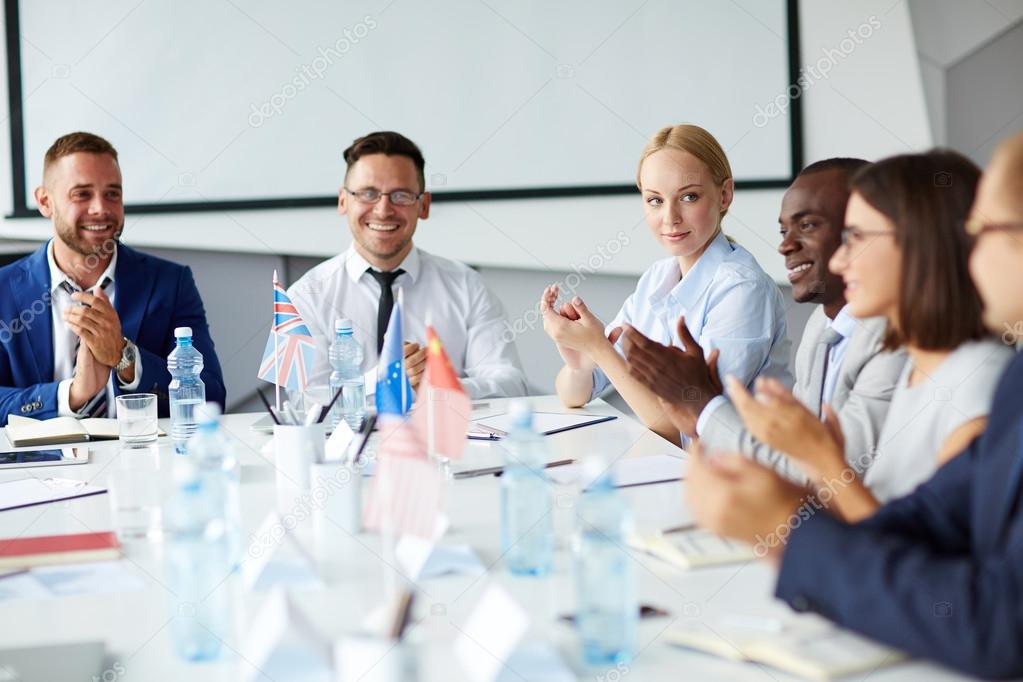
828, 304, 858, 340
649, 229, 734, 307
47, 239, 118, 295
344, 244, 420, 285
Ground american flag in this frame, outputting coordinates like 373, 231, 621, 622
257, 275, 316, 391
410, 326, 471, 461
363, 416, 442, 539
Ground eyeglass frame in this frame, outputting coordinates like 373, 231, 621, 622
839, 226, 896, 247
964, 218, 1023, 237
343, 187, 425, 207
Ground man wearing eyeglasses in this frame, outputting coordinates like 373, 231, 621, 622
288, 131, 527, 399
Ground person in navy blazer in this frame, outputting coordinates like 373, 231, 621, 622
684, 131, 1023, 679
0, 132, 225, 423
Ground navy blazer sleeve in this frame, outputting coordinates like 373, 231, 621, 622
775, 443, 1023, 678
130, 265, 226, 414
0, 374, 61, 424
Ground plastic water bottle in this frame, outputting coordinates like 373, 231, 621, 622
575, 463, 637, 666
186, 402, 241, 567
500, 400, 554, 576
164, 457, 232, 661
168, 326, 206, 454
328, 318, 365, 431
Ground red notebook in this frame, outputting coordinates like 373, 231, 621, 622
0, 531, 121, 569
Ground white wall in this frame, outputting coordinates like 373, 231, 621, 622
0, 0, 935, 407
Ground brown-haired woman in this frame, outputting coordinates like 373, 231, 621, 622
723, 149, 1014, 521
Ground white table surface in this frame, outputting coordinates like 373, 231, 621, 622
0, 396, 973, 681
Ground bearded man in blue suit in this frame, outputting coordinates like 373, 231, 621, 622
0, 132, 225, 422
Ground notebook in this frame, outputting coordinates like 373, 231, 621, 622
628, 527, 755, 569
6, 415, 115, 447
5, 414, 165, 446
0, 531, 121, 569
664, 618, 906, 680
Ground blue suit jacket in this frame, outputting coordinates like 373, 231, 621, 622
776, 349, 1023, 678
0, 242, 226, 422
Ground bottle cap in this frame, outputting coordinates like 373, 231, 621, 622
195, 401, 222, 426
174, 326, 193, 338
508, 399, 532, 428
335, 318, 353, 334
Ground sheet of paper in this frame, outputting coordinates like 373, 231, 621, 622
472, 412, 614, 437
499, 641, 575, 682
0, 560, 144, 601
546, 454, 686, 488
242, 512, 321, 591
324, 420, 355, 461
455, 584, 530, 682
0, 477, 107, 512
242, 589, 331, 682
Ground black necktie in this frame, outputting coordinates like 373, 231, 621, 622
367, 268, 405, 354
60, 276, 113, 417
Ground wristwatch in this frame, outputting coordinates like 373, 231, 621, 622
115, 337, 137, 372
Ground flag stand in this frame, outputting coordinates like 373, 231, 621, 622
272, 269, 282, 411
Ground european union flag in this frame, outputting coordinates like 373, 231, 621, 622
375, 297, 412, 416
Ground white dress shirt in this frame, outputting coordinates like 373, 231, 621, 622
696, 303, 856, 435
47, 241, 141, 417
593, 230, 793, 401
288, 245, 527, 400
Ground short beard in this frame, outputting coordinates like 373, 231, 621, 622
56, 221, 122, 258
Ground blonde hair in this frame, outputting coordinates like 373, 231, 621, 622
636, 124, 733, 220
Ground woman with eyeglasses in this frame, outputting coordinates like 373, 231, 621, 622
539, 124, 792, 444
724, 149, 1014, 521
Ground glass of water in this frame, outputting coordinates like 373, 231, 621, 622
109, 468, 164, 541
116, 393, 159, 447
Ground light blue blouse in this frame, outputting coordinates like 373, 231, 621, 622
591, 230, 793, 399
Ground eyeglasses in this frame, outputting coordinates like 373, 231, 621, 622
964, 218, 1023, 236
840, 227, 896, 247
344, 187, 423, 207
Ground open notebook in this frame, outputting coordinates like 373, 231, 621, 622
629, 527, 755, 569
664, 617, 906, 681
4, 415, 163, 447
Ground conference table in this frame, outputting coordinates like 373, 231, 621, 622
0, 396, 973, 681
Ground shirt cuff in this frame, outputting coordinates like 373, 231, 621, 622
695, 394, 729, 436
116, 352, 142, 391
57, 379, 76, 417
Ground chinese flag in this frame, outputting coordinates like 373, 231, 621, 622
411, 326, 471, 460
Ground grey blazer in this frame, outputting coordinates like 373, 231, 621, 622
699, 306, 907, 483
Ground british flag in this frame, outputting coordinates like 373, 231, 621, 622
257, 276, 317, 391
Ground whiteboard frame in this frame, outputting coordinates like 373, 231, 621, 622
3, 0, 803, 218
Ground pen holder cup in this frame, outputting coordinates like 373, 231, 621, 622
309, 460, 363, 537
273, 424, 325, 510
